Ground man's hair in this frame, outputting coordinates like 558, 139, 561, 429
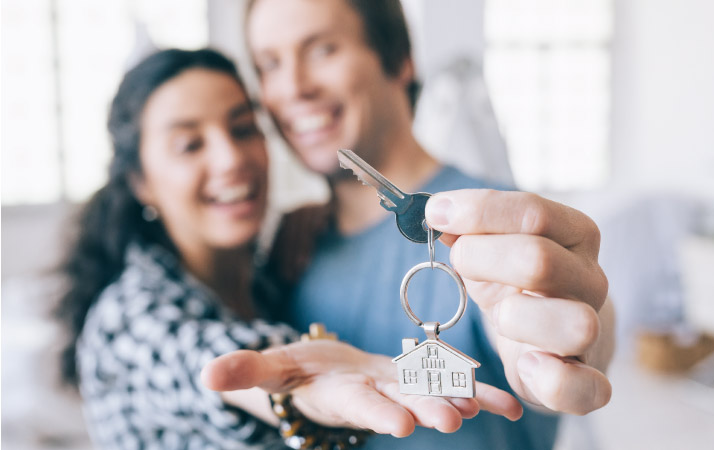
345, 0, 420, 110
247, 0, 420, 111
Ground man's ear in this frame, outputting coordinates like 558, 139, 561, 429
397, 58, 416, 87
128, 171, 154, 207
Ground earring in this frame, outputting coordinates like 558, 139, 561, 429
142, 205, 159, 222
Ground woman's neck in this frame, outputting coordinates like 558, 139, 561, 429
180, 243, 257, 320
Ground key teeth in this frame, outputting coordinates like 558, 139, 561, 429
342, 166, 372, 187
342, 167, 393, 207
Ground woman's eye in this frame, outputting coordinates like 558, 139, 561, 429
231, 124, 261, 140
175, 137, 202, 154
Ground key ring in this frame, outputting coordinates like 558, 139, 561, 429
427, 224, 435, 269
400, 261, 467, 333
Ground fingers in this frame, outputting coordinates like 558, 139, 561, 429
451, 234, 608, 310
445, 397, 480, 419
425, 189, 601, 255
493, 294, 601, 356
297, 375, 473, 436
200, 342, 523, 435
517, 351, 611, 415
377, 381, 472, 434
293, 376, 418, 436
201, 348, 299, 392
473, 381, 523, 421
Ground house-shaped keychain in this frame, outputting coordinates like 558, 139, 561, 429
392, 336, 480, 398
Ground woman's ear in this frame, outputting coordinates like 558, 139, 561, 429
128, 171, 154, 207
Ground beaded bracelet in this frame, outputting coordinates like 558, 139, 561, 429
268, 323, 372, 450
269, 392, 371, 450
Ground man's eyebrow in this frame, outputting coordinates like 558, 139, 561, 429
301, 30, 337, 49
228, 101, 257, 120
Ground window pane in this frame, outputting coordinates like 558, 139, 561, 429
56, 0, 134, 201
2, 0, 209, 205
58, 0, 209, 202
484, 0, 612, 191
2, 0, 61, 204
485, 0, 613, 43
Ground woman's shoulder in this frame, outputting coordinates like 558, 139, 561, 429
85, 243, 216, 334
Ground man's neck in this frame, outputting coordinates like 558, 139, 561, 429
333, 137, 440, 235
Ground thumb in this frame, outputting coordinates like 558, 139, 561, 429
201, 349, 298, 392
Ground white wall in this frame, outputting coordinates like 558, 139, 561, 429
611, 0, 714, 199
402, 0, 484, 78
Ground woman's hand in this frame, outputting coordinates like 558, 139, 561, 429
201, 340, 523, 437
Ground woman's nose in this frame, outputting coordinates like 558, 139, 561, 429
208, 131, 247, 173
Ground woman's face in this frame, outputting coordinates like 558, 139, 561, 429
135, 69, 268, 255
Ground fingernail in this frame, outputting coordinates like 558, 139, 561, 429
426, 196, 454, 227
517, 353, 540, 381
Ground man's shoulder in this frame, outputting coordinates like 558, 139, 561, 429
427, 165, 515, 192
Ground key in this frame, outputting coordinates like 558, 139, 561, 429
337, 149, 442, 243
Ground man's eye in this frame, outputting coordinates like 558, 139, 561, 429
231, 124, 261, 140
310, 42, 336, 59
256, 56, 279, 74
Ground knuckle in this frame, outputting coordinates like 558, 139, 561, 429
522, 238, 554, 284
450, 236, 468, 273
472, 189, 498, 228
575, 373, 612, 416
588, 218, 602, 248
520, 194, 550, 236
585, 264, 609, 311
594, 269, 609, 310
568, 305, 601, 354
593, 377, 613, 411
538, 366, 566, 408
495, 297, 516, 332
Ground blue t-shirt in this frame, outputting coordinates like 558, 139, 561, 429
286, 166, 559, 450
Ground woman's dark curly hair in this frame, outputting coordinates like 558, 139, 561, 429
55, 48, 245, 386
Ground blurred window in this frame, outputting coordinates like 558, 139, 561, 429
1, 0, 208, 205
484, 0, 613, 191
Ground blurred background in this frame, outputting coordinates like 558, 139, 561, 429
2, 0, 714, 448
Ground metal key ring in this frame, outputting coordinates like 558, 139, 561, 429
400, 261, 467, 332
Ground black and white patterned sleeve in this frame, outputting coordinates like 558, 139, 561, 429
78, 260, 299, 450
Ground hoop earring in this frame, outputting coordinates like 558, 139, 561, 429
142, 205, 159, 222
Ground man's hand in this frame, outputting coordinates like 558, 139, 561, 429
201, 340, 523, 437
426, 189, 614, 415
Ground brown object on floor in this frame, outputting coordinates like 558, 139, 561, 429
637, 329, 714, 372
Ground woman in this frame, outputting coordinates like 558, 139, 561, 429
56, 48, 501, 449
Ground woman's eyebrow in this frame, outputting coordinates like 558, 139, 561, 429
165, 119, 199, 130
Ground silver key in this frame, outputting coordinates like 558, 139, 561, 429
337, 149, 442, 243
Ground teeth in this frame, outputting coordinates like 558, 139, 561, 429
214, 185, 251, 204
292, 113, 332, 134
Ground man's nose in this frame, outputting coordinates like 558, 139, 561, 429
279, 57, 318, 100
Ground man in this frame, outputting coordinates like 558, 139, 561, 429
210, 0, 615, 448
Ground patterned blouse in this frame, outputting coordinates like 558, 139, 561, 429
77, 242, 298, 449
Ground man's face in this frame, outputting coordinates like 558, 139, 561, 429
248, 0, 410, 175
